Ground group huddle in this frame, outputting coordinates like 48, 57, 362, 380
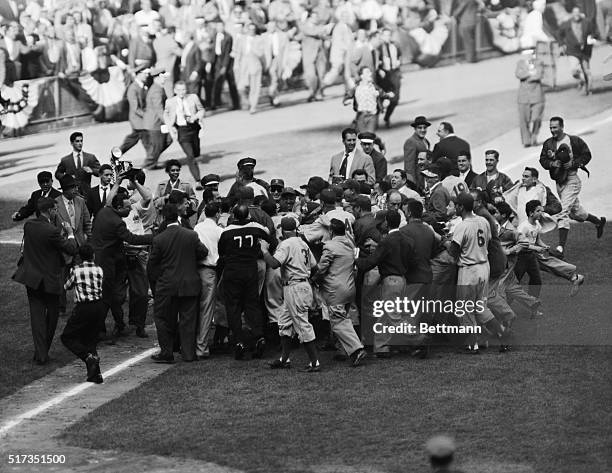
12, 113, 606, 381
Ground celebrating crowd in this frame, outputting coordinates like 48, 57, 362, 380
12, 109, 606, 383
3, 0, 607, 114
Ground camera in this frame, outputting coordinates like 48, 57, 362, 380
110, 147, 141, 181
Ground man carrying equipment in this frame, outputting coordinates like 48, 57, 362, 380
539, 116, 605, 259
261, 217, 321, 372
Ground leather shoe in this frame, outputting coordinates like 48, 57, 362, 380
85, 354, 100, 381
151, 353, 175, 364
135, 327, 148, 338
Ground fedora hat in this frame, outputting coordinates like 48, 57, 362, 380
410, 116, 431, 128
59, 174, 78, 190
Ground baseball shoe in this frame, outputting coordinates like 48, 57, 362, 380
253, 337, 266, 359
596, 217, 606, 239
570, 274, 585, 297
234, 343, 247, 360
301, 361, 321, 373
86, 354, 103, 383
269, 359, 291, 369
351, 348, 367, 367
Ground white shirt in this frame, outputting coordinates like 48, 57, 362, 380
271, 32, 279, 57
215, 33, 224, 56
398, 185, 424, 203
247, 181, 268, 197
99, 185, 109, 204
338, 149, 356, 179
180, 41, 193, 68
517, 184, 546, 224
4, 36, 15, 60
73, 151, 82, 169
175, 98, 187, 126
194, 218, 223, 267
459, 170, 471, 181
517, 219, 542, 245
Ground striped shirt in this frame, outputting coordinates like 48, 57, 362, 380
64, 261, 104, 302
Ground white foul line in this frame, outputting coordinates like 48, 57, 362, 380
0, 346, 160, 438
500, 114, 612, 174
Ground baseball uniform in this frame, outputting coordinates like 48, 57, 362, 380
273, 236, 317, 342
453, 215, 495, 326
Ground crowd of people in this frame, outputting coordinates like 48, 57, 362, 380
0, 0, 608, 122
11, 110, 606, 382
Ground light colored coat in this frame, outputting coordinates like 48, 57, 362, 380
329, 148, 376, 185
163, 94, 205, 129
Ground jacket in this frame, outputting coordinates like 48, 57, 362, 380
539, 134, 591, 184
329, 148, 376, 185
14, 188, 62, 221
143, 82, 166, 131
13, 216, 77, 294
315, 235, 356, 305
147, 224, 208, 296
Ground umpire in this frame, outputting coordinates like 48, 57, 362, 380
218, 204, 272, 360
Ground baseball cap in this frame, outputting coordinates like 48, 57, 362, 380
421, 168, 439, 178
555, 145, 571, 163
358, 131, 376, 143
37, 171, 53, 182
436, 157, 453, 175
281, 187, 300, 197
300, 176, 328, 194
425, 435, 456, 459
201, 174, 220, 186
149, 67, 166, 77
237, 157, 257, 168
280, 216, 297, 231
270, 178, 285, 188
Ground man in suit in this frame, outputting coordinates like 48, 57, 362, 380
54, 175, 92, 252
559, 7, 596, 95
55, 131, 101, 197
0, 21, 31, 80
12, 171, 62, 221
119, 67, 150, 156
211, 21, 240, 110
262, 21, 289, 107
143, 68, 170, 169
516, 50, 545, 147
431, 122, 471, 172
163, 80, 205, 184
90, 188, 154, 337
457, 152, 477, 188
13, 197, 77, 364
148, 203, 208, 363
128, 25, 156, 70
453, 0, 484, 63
301, 11, 333, 102
234, 23, 266, 114
153, 21, 182, 98
403, 116, 431, 185
179, 31, 203, 95
376, 28, 401, 128
358, 131, 387, 181
86, 164, 114, 219
329, 127, 376, 185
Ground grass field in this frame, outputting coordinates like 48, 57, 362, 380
57, 223, 612, 473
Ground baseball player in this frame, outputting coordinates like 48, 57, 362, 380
448, 193, 509, 354
261, 217, 321, 372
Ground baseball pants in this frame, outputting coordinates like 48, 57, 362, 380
456, 262, 495, 327
514, 251, 542, 297
555, 173, 588, 230
279, 281, 316, 343
374, 275, 407, 353
537, 253, 577, 281
223, 265, 263, 345
177, 125, 202, 183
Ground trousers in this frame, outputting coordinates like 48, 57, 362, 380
177, 124, 202, 183
61, 300, 106, 361
223, 264, 263, 345
26, 285, 60, 363
154, 294, 199, 361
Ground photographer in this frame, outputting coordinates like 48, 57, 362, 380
105, 169, 155, 338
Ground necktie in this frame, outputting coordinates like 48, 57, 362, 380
339, 152, 349, 178
102, 187, 107, 204
76, 152, 82, 169
67, 200, 76, 228
385, 43, 392, 70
